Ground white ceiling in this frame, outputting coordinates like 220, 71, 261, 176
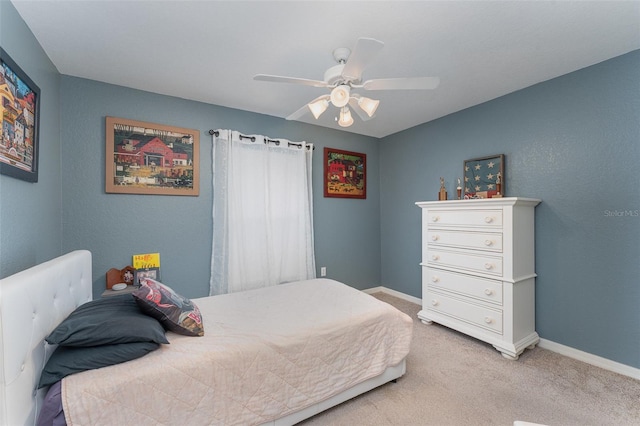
10, 0, 640, 138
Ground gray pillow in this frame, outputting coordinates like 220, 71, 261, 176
38, 341, 159, 388
46, 294, 168, 346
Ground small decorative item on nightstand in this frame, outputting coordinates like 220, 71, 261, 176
105, 265, 135, 289
132, 252, 161, 286
438, 177, 447, 200
103, 265, 137, 297
134, 267, 160, 286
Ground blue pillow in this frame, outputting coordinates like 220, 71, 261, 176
46, 295, 168, 346
38, 341, 159, 388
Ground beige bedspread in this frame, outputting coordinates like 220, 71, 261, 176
62, 279, 413, 425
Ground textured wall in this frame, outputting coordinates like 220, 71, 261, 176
380, 50, 640, 368
60, 77, 381, 298
4, 0, 638, 369
0, 1, 62, 278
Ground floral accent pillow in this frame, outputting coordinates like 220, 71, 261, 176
132, 278, 204, 337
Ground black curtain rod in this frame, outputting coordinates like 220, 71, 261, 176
208, 130, 314, 150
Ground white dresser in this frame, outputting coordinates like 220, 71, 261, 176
416, 197, 541, 359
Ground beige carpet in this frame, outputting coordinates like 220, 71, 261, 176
299, 293, 640, 426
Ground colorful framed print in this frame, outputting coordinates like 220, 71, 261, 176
324, 147, 366, 199
105, 116, 200, 195
0, 48, 40, 182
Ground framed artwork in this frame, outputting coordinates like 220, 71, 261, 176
324, 147, 366, 199
0, 48, 40, 182
105, 116, 200, 195
134, 267, 160, 286
464, 154, 504, 198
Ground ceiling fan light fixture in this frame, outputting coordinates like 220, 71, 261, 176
357, 96, 380, 117
338, 107, 354, 127
330, 85, 351, 107
308, 98, 329, 119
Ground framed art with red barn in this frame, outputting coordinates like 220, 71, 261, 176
324, 147, 366, 199
105, 116, 199, 195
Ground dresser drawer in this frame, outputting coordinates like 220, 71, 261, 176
426, 290, 503, 334
427, 249, 503, 276
426, 268, 502, 305
426, 209, 503, 228
427, 230, 502, 252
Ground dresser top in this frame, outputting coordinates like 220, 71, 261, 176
416, 197, 541, 208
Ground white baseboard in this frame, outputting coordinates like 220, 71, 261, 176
363, 286, 422, 305
364, 286, 639, 381
537, 339, 640, 380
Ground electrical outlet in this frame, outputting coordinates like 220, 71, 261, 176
320, 267, 327, 277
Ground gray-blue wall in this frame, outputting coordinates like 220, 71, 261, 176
59, 76, 380, 299
380, 50, 640, 368
2, 0, 638, 369
0, 1, 62, 276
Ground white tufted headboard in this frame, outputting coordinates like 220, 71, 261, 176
0, 250, 92, 426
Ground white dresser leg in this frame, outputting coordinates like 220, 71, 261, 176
501, 351, 520, 361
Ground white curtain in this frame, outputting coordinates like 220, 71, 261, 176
210, 130, 316, 295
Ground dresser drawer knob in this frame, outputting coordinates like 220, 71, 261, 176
484, 263, 493, 270
431, 276, 439, 283
484, 216, 493, 223
484, 317, 493, 324
431, 216, 440, 222
431, 299, 439, 306
431, 235, 439, 241
484, 240, 493, 246
484, 288, 493, 296
431, 255, 440, 261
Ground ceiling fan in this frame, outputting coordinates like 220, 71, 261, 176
253, 37, 440, 127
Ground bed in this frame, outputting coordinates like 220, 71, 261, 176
0, 250, 413, 425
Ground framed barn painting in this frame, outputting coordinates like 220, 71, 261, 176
105, 116, 200, 196
324, 147, 366, 199
0, 48, 40, 183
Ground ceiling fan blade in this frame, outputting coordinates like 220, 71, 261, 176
286, 95, 331, 121
286, 104, 311, 121
341, 38, 384, 82
254, 74, 328, 88
348, 98, 374, 122
363, 76, 440, 91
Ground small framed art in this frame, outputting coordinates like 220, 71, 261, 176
324, 147, 366, 199
464, 154, 504, 198
0, 48, 40, 182
134, 268, 160, 286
